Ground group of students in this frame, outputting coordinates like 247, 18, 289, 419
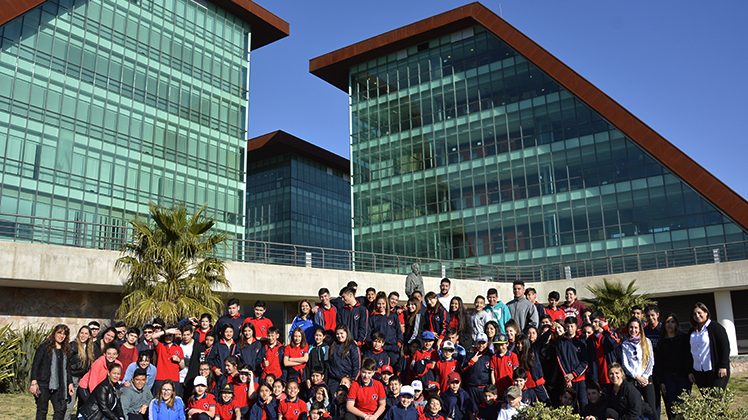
29, 278, 732, 420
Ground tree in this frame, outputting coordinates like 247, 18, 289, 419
583, 278, 654, 330
116, 203, 229, 326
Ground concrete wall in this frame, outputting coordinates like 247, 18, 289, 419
1, 241, 747, 328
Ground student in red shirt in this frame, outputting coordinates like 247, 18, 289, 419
261, 327, 284, 380
154, 328, 185, 395
545, 291, 565, 321
489, 333, 518, 397
278, 380, 307, 420
244, 300, 274, 339
314, 288, 338, 333
346, 358, 386, 419
118, 327, 140, 368
434, 340, 459, 392
215, 384, 241, 420
195, 313, 213, 344
283, 328, 309, 383
187, 376, 216, 419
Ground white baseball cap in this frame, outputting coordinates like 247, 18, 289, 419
193, 376, 207, 387
411, 380, 423, 391
400, 385, 415, 397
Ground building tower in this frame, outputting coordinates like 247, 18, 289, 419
311, 2, 748, 278
0, 0, 288, 247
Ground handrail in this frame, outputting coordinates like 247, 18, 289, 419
0, 212, 746, 282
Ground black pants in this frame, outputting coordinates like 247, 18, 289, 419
127, 414, 147, 420
693, 369, 729, 389
633, 381, 658, 420
343, 414, 364, 420
35, 386, 67, 420
190, 414, 212, 420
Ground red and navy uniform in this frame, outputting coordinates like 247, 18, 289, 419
327, 343, 361, 383
195, 328, 213, 344
336, 302, 369, 344
490, 351, 519, 397
477, 399, 500, 420
187, 392, 216, 416
284, 344, 308, 381
314, 304, 337, 332
215, 397, 239, 420
422, 306, 448, 340
545, 306, 565, 322
362, 347, 391, 373
368, 312, 403, 353
232, 381, 254, 409
248, 398, 278, 420
239, 340, 263, 375
557, 335, 589, 407
347, 378, 385, 416
419, 411, 447, 420
461, 350, 493, 405
587, 326, 620, 385
434, 358, 459, 392
259, 342, 284, 380
278, 396, 308, 420
243, 317, 274, 339
520, 387, 538, 405
208, 339, 240, 373
215, 312, 244, 341
440, 387, 477, 420
155, 342, 183, 381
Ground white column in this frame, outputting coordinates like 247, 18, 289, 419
714, 290, 738, 356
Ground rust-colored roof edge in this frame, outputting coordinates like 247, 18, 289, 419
0, 0, 46, 28
0, 0, 289, 50
248, 130, 350, 174
308, 2, 748, 232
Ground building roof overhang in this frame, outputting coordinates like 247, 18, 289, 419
309, 2, 748, 231
248, 130, 349, 174
1, 0, 289, 50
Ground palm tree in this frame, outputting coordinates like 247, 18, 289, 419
583, 279, 655, 330
116, 203, 230, 326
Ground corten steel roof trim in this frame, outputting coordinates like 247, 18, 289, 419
248, 130, 350, 174
0, 0, 289, 50
309, 2, 748, 232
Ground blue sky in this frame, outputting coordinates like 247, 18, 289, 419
247, 1, 747, 200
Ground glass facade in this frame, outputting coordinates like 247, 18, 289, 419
246, 153, 352, 250
0, 0, 249, 243
349, 26, 748, 266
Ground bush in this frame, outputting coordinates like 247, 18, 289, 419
0, 324, 21, 390
513, 402, 578, 420
672, 387, 747, 419
4, 325, 50, 393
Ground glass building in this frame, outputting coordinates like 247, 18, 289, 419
0, 0, 287, 245
311, 4, 748, 273
246, 130, 352, 250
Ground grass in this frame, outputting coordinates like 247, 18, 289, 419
3, 373, 748, 419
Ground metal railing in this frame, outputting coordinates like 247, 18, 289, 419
1, 212, 747, 282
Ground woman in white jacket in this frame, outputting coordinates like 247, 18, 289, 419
621, 317, 658, 419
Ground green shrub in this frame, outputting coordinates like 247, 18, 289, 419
0, 324, 21, 390
513, 402, 578, 420
672, 387, 747, 419
6, 325, 50, 393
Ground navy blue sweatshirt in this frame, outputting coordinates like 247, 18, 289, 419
440, 388, 476, 420
238, 340, 263, 374
368, 313, 403, 352
327, 343, 361, 381
462, 350, 493, 387
556, 336, 588, 381
337, 303, 369, 344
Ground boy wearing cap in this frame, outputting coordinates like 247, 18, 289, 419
346, 358, 386, 420
411, 380, 427, 412
215, 384, 242, 420
462, 332, 493, 405
187, 376, 216, 419
489, 333, 519, 398
383, 385, 418, 420
434, 341, 459, 393
440, 372, 476, 420
496, 386, 524, 420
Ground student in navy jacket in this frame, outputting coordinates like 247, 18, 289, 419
556, 317, 588, 408
208, 324, 240, 376
461, 332, 493, 406
248, 382, 278, 420
336, 287, 369, 345
368, 294, 404, 366
440, 372, 476, 420
423, 292, 449, 343
383, 385, 419, 420
237, 323, 263, 375
213, 298, 243, 341
326, 325, 361, 394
